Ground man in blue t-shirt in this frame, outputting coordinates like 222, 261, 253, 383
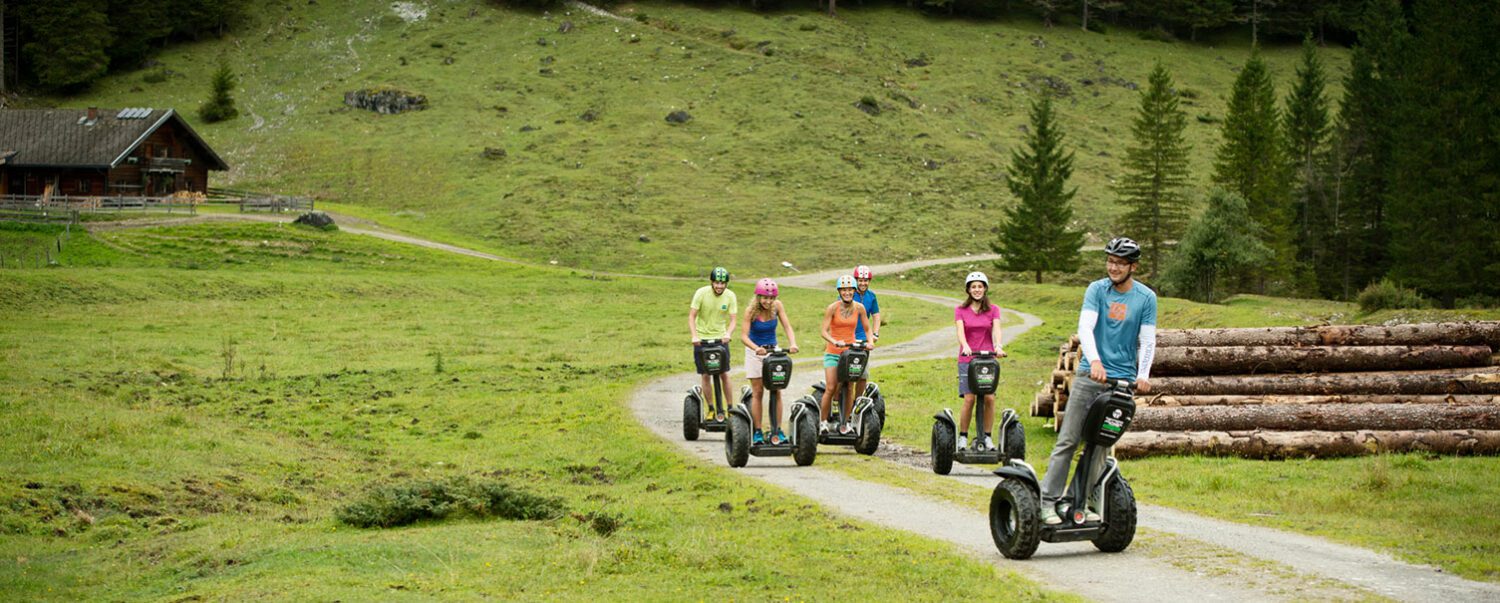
849, 265, 881, 398
1039, 238, 1157, 526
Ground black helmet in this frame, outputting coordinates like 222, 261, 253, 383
1104, 237, 1141, 263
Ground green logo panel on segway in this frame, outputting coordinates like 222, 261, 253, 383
697, 342, 729, 375
967, 356, 1000, 396
764, 353, 793, 390
837, 348, 868, 382
1084, 387, 1136, 447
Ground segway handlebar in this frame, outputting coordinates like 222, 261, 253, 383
1109, 379, 1136, 392
846, 339, 871, 351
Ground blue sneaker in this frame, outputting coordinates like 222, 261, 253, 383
771, 429, 788, 445
752, 430, 765, 446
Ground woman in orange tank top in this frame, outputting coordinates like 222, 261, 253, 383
819, 275, 872, 434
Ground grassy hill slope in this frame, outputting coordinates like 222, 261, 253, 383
52, 0, 1344, 275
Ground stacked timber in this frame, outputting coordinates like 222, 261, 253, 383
1029, 321, 1500, 459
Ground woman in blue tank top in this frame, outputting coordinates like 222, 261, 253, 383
739, 278, 800, 445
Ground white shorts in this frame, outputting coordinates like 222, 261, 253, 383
744, 348, 769, 379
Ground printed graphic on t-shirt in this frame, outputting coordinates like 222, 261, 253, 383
1108, 302, 1128, 322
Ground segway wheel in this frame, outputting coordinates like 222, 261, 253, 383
1003, 419, 1026, 462
725, 412, 751, 468
682, 394, 701, 441
873, 392, 886, 428
793, 411, 818, 466
855, 409, 882, 455
1092, 476, 1138, 553
930, 420, 955, 475
990, 479, 1041, 560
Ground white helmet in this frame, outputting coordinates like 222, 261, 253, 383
836, 275, 857, 289
965, 271, 989, 287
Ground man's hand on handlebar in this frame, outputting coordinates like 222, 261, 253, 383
1089, 362, 1107, 383
1135, 378, 1151, 394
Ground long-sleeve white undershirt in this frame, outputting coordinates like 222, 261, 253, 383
1078, 310, 1101, 365
1137, 324, 1157, 381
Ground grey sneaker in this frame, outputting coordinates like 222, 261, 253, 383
1086, 493, 1102, 522
982, 435, 996, 451
956, 435, 968, 451
1040, 506, 1062, 525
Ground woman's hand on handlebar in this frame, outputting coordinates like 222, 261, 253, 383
960, 344, 973, 357
788, 345, 800, 354
996, 349, 1008, 358
835, 339, 847, 348
755, 346, 768, 357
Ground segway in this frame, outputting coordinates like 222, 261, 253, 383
811, 380, 885, 429
682, 340, 730, 440
989, 379, 1138, 560
817, 340, 882, 455
930, 351, 1025, 474
726, 348, 819, 467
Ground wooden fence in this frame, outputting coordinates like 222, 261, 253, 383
0, 193, 198, 216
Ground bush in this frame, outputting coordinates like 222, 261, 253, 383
1456, 294, 1500, 309
1356, 279, 1431, 313
143, 69, 171, 84
1137, 27, 1176, 43
336, 476, 564, 528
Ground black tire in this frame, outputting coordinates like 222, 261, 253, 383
1003, 419, 1026, 463
873, 391, 887, 428
793, 411, 818, 466
1092, 476, 1137, 553
725, 412, 751, 468
855, 408, 882, 455
990, 479, 1042, 560
930, 421, 955, 475
682, 394, 701, 441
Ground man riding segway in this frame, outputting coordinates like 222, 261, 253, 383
683, 267, 738, 440
987, 237, 1157, 559
1039, 237, 1156, 526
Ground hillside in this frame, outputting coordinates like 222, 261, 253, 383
42, 0, 1344, 276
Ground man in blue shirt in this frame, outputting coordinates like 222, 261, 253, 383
850, 265, 881, 397
1039, 238, 1157, 526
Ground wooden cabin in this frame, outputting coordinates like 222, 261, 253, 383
0, 107, 229, 198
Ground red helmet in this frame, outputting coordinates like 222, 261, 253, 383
754, 278, 779, 297
853, 265, 873, 279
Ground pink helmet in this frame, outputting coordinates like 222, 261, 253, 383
854, 265, 873, 279
755, 278, 779, 297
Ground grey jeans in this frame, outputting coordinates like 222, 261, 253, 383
1041, 376, 1110, 505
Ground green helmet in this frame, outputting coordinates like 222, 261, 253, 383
710, 267, 730, 283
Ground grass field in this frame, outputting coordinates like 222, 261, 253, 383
29, 0, 1346, 276
0, 222, 1078, 600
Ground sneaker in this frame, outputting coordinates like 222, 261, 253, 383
982, 435, 996, 451
819, 421, 831, 435
1040, 506, 1062, 526
771, 429, 788, 445
752, 430, 765, 446
1085, 509, 1102, 523
956, 435, 969, 451
839, 422, 854, 435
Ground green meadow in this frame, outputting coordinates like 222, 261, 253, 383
0, 222, 1061, 600
51, 0, 1344, 275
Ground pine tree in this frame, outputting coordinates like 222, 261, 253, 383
1163, 189, 1272, 303
19, 0, 112, 89
1212, 50, 1293, 292
1283, 35, 1329, 296
198, 63, 239, 123
1117, 63, 1192, 277
994, 96, 1085, 283
1385, 0, 1500, 306
1316, 0, 1406, 299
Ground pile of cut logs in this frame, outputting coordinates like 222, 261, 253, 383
1032, 322, 1500, 459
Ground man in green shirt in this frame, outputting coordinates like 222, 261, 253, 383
689, 267, 738, 421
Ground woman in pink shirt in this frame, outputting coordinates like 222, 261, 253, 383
954, 271, 1006, 451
